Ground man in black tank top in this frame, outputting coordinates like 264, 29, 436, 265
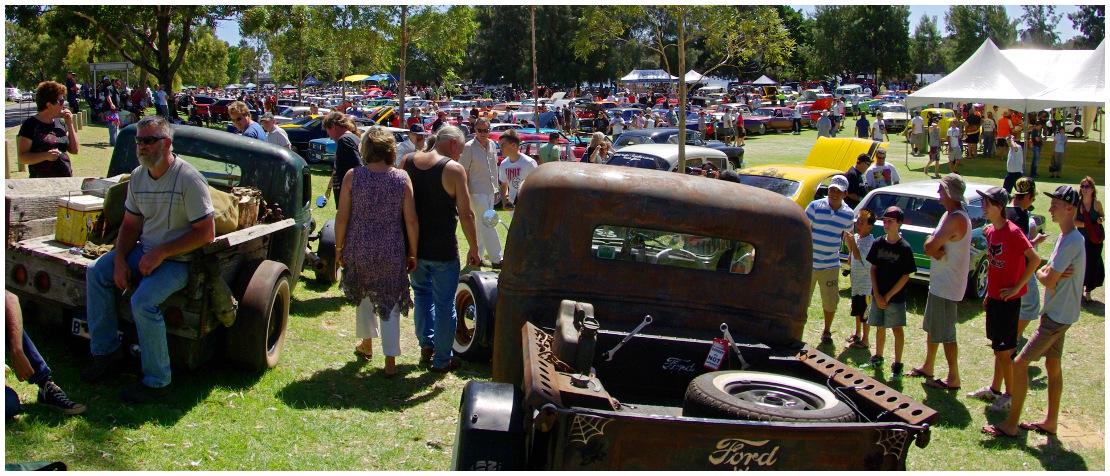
401, 126, 481, 373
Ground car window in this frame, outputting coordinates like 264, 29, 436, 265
607, 152, 667, 170
614, 135, 654, 147
737, 175, 802, 199
863, 194, 948, 229
178, 153, 243, 189
688, 156, 726, 171
592, 225, 756, 274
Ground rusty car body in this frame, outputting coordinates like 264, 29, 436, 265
449, 162, 937, 470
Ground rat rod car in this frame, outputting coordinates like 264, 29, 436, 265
449, 163, 937, 470
6, 125, 316, 372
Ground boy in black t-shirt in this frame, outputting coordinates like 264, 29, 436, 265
862, 206, 918, 379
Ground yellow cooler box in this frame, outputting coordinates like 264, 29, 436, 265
56, 195, 105, 246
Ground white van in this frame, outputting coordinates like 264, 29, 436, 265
834, 84, 863, 99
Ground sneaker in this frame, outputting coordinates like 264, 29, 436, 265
861, 355, 884, 370
80, 346, 127, 383
966, 386, 1001, 402
37, 380, 86, 416
988, 394, 1012, 412
120, 382, 171, 404
889, 362, 905, 379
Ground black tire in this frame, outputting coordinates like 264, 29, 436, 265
453, 273, 497, 362
226, 260, 290, 372
314, 219, 340, 285
682, 371, 856, 423
966, 256, 989, 300
1072, 127, 1083, 138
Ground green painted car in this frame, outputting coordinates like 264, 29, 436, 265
845, 180, 1044, 299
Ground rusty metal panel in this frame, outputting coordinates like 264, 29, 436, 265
494, 163, 813, 384
546, 409, 923, 470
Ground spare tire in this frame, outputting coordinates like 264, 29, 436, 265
683, 371, 856, 423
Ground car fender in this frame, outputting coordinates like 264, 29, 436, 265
451, 381, 527, 471
465, 271, 500, 349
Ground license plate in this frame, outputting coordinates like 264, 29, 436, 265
71, 317, 91, 339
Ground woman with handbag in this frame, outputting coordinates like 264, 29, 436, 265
1076, 176, 1104, 302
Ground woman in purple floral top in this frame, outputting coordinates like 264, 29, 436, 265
335, 127, 419, 377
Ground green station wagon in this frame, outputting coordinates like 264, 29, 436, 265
847, 180, 1043, 299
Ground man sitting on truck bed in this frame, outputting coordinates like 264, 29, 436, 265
82, 115, 216, 404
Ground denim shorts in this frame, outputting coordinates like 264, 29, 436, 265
867, 300, 907, 328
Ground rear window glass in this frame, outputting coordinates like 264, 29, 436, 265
860, 193, 982, 229
613, 135, 655, 148
736, 175, 801, 199
177, 154, 243, 189
592, 225, 756, 274
608, 153, 666, 170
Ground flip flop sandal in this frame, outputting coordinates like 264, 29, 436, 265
845, 334, 859, 343
925, 378, 960, 391
981, 425, 1018, 438
904, 368, 933, 378
848, 341, 870, 349
1019, 422, 1057, 436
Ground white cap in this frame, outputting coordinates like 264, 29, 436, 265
829, 175, 849, 192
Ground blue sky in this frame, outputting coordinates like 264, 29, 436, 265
215, 5, 1086, 45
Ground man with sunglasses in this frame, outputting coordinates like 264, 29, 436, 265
83, 115, 215, 403
458, 117, 503, 268
228, 101, 266, 141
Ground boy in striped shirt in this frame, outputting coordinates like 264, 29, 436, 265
805, 175, 855, 345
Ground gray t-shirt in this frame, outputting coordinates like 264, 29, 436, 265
266, 126, 291, 149
1040, 229, 1085, 325
124, 156, 215, 261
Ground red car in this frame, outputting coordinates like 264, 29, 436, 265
488, 131, 586, 163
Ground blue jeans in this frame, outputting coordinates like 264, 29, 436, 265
86, 247, 190, 388
1030, 146, 1042, 175
409, 259, 460, 368
5, 331, 52, 419
107, 121, 118, 146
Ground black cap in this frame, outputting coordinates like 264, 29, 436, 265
1043, 185, 1080, 207
976, 186, 1009, 206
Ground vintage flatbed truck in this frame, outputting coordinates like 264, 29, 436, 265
449, 162, 938, 470
5, 124, 316, 372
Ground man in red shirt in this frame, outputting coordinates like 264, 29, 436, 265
966, 187, 1042, 412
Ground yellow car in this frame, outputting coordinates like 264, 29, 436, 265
920, 108, 956, 134
736, 137, 890, 207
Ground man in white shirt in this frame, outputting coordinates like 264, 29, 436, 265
496, 130, 539, 215
393, 123, 427, 166
910, 114, 925, 155
1003, 135, 1024, 195
259, 113, 291, 150
792, 102, 804, 135
458, 117, 503, 268
947, 120, 964, 174
864, 147, 900, 191
871, 112, 888, 142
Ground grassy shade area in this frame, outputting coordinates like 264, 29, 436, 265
3, 118, 1104, 470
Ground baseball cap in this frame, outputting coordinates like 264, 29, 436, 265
976, 186, 1009, 207
829, 175, 849, 192
856, 153, 872, 164
260, 112, 274, 122
437, 110, 447, 116
939, 173, 967, 203
1043, 185, 1080, 207
1012, 177, 1035, 196
408, 123, 429, 135
882, 206, 905, 222
875, 146, 887, 155
102, 76, 109, 81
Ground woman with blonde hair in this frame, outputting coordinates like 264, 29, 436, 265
335, 127, 419, 377
584, 132, 606, 163
1076, 176, 1104, 302
17, 81, 78, 177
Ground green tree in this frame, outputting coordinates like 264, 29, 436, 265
910, 15, 946, 75
226, 45, 242, 86
1067, 5, 1105, 49
1018, 6, 1063, 48
809, 6, 912, 81
63, 37, 97, 84
178, 26, 229, 89
767, 6, 811, 81
5, 20, 51, 88
943, 6, 1017, 67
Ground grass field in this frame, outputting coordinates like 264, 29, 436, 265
4, 116, 1105, 470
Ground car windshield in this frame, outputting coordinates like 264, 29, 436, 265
860, 193, 986, 229
291, 116, 317, 126
882, 105, 907, 114
736, 175, 802, 198
591, 225, 756, 274
751, 108, 776, 117
614, 135, 655, 148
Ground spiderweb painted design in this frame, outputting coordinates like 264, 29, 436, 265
570, 415, 613, 446
875, 428, 909, 456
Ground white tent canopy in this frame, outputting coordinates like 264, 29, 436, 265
619, 69, 678, 83
906, 39, 1047, 110
684, 70, 705, 83
752, 75, 777, 85
1027, 41, 1105, 109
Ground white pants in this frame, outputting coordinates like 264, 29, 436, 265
469, 193, 503, 263
355, 299, 401, 357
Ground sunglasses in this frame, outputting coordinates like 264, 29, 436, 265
136, 135, 167, 145
1081, 184, 1092, 189
475, 128, 490, 133
231, 115, 246, 123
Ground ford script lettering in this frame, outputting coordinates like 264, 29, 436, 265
662, 357, 696, 372
708, 438, 780, 469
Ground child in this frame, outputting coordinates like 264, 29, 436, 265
843, 210, 877, 350
862, 206, 918, 379
1050, 127, 1067, 178
966, 187, 1041, 412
